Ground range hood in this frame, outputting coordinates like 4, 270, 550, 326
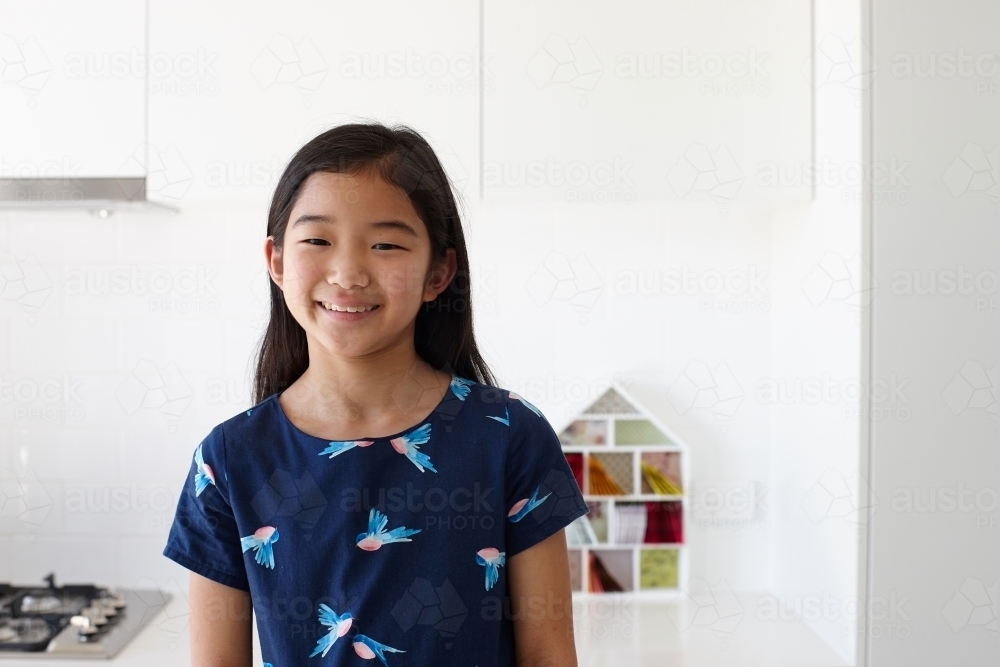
0, 3, 178, 216
0, 177, 178, 214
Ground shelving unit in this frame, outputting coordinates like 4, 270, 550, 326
558, 381, 689, 597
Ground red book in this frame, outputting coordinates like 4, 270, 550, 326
644, 501, 683, 544
565, 453, 584, 492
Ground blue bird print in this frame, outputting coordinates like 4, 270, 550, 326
450, 375, 475, 400
475, 547, 506, 591
319, 439, 374, 459
309, 604, 353, 658
193, 443, 216, 496
509, 391, 543, 417
486, 406, 509, 426
240, 526, 279, 568
390, 423, 436, 473
356, 508, 421, 551
508, 484, 551, 522
352, 634, 404, 666
246, 408, 253, 416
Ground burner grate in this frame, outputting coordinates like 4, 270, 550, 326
0, 573, 165, 658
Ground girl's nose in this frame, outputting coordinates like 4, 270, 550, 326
325, 251, 370, 289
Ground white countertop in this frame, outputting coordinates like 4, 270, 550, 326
2, 595, 263, 666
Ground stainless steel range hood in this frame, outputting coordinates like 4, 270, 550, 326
0, 177, 178, 214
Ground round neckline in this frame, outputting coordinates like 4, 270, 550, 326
271, 374, 457, 443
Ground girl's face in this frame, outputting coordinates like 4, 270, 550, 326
265, 170, 456, 361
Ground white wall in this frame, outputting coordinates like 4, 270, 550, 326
766, 1, 867, 662
866, 1, 1000, 665
0, 1, 865, 663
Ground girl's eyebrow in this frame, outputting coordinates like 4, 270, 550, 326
292, 214, 418, 237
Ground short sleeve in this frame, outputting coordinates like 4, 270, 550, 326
162, 424, 250, 591
503, 394, 589, 557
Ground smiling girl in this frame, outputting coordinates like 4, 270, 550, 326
163, 123, 588, 667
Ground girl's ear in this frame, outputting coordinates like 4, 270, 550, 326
423, 248, 458, 302
264, 236, 284, 290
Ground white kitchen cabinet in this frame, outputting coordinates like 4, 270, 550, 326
0, 0, 146, 178
483, 0, 813, 204
147, 0, 479, 204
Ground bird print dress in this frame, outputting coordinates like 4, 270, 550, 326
163, 374, 589, 666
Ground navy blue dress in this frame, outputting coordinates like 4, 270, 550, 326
163, 375, 588, 666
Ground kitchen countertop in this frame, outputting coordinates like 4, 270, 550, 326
3, 595, 263, 666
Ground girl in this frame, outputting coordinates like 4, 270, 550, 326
163, 122, 589, 667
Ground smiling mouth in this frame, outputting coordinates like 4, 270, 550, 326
318, 302, 381, 313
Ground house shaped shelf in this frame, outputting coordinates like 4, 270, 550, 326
558, 379, 689, 596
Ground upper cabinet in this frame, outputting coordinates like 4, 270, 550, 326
146, 0, 480, 204
1, 1, 146, 177
483, 0, 813, 204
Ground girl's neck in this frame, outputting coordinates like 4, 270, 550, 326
278, 355, 452, 442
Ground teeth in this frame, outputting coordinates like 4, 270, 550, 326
322, 303, 378, 313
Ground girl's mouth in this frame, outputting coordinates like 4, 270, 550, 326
316, 302, 381, 322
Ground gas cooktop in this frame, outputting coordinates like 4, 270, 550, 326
0, 573, 170, 659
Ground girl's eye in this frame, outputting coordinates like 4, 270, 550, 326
301, 239, 400, 250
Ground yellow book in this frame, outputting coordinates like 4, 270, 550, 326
641, 461, 682, 495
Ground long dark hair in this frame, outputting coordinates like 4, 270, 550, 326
251, 122, 498, 405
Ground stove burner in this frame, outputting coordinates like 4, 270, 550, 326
0, 572, 169, 658
0, 619, 51, 645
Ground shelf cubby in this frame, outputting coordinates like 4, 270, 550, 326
558, 418, 609, 446
588, 452, 634, 495
640, 451, 683, 495
614, 418, 674, 445
568, 549, 583, 592
587, 549, 634, 593
639, 547, 679, 590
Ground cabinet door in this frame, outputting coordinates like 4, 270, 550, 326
148, 0, 479, 203
483, 0, 812, 203
0, 0, 146, 177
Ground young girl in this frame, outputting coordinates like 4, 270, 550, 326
163, 122, 589, 667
